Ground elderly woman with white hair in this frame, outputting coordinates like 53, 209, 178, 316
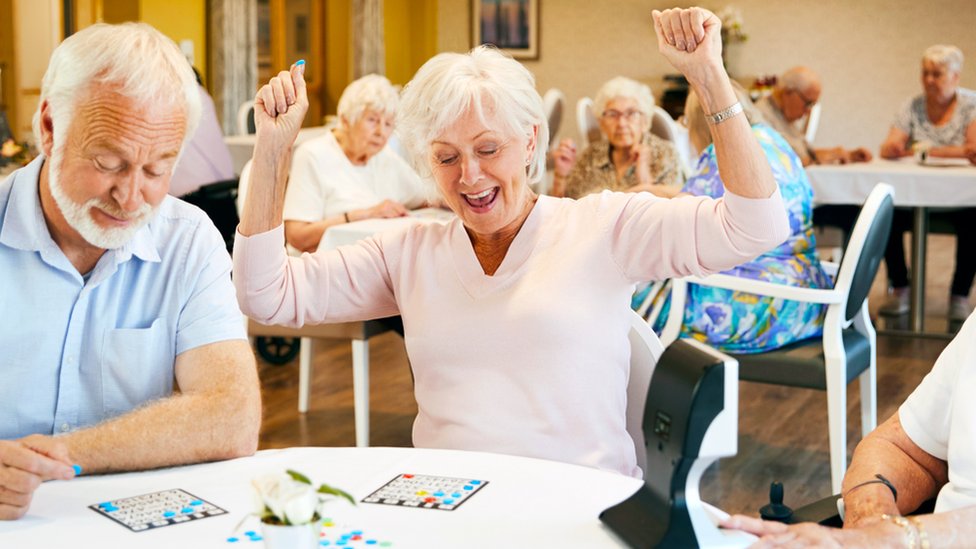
550, 76, 683, 199
234, 7, 789, 478
282, 74, 428, 253
879, 44, 976, 321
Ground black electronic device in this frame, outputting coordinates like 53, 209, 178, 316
600, 339, 754, 548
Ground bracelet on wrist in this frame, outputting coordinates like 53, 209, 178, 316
880, 514, 919, 549
908, 517, 930, 549
844, 474, 898, 502
705, 101, 743, 125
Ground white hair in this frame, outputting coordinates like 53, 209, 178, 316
923, 44, 964, 74
32, 22, 201, 157
593, 77, 655, 119
337, 74, 399, 126
397, 45, 548, 186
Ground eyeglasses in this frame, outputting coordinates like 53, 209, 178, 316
601, 109, 643, 122
790, 88, 818, 110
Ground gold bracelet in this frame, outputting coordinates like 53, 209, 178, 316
881, 514, 918, 549
705, 102, 743, 125
909, 517, 930, 549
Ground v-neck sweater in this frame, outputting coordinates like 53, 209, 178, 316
234, 189, 789, 477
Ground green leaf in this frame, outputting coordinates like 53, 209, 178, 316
286, 469, 313, 485
317, 483, 357, 506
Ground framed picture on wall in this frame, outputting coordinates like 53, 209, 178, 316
471, 0, 539, 60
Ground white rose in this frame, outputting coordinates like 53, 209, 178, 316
282, 485, 319, 525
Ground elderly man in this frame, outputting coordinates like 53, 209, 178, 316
0, 23, 260, 520
755, 66, 872, 166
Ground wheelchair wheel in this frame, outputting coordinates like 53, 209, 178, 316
255, 336, 301, 365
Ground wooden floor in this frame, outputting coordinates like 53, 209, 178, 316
254, 233, 960, 517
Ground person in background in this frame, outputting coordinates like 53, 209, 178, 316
755, 66, 872, 166
640, 85, 830, 353
234, 7, 789, 479
0, 23, 260, 521
724, 311, 976, 546
550, 76, 683, 198
878, 45, 976, 320
170, 67, 238, 249
282, 74, 429, 253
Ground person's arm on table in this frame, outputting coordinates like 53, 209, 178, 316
284, 199, 409, 253
927, 120, 976, 159
0, 340, 260, 519
880, 126, 912, 159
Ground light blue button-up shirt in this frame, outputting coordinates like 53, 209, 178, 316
0, 157, 246, 439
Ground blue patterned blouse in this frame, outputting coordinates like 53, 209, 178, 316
639, 123, 831, 353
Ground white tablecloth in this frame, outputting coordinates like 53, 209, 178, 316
0, 447, 644, 548
318, 208, 454, 251
806, 157, 976, 207
225, 126, 332, 176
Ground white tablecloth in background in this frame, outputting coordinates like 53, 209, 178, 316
806, 157, 976, 207
225, 126, 332, 176
318, 208, 454, 251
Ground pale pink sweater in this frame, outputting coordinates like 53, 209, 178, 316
234, 190, 789, 477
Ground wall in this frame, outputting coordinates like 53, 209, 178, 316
11, 0, 60, 140
437, 0, 976, 150
384, 0, 437, 86
139, 0, 207, 82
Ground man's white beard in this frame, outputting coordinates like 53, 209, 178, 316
47, 149, 156, 250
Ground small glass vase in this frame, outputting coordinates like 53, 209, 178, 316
261, 522, 319, 549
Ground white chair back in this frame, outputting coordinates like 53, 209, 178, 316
804, 102, 822, 144
542, 88, 566, 146
626, 310, 665, 478
576, 97, 601, 148
236, 159, 252, 215
649, 105, 694, 177
237, 100, 256, 135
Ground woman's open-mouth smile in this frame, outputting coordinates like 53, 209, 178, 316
462, 187, 499, 213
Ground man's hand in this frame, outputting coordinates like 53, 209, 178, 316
0, 436, 75, 520
848, 147, 873, 163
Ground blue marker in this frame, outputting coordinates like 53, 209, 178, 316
72, 464, 82, 476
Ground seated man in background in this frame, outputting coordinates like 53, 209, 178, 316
0, 22, 260, 520
724, 310, 976, 546
550, 76, 683, 199
755, 66, 872, 166
283, 74, 429, 253
170, 66, 238, 250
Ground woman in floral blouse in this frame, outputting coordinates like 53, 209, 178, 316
551, 76, 683, 198
640, 88, 831, 353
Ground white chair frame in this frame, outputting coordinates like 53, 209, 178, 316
659, 183, 894, 492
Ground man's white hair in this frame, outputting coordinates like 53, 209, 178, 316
593, 77, 656, 120
337, 74, 399, 127
923, 44, 964, 74
396, 45, 548, 186
32, 22, 201, 156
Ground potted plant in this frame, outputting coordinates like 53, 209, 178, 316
251, 469, 355, 549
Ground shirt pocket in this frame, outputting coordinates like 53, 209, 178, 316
101, 318, 173, 416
